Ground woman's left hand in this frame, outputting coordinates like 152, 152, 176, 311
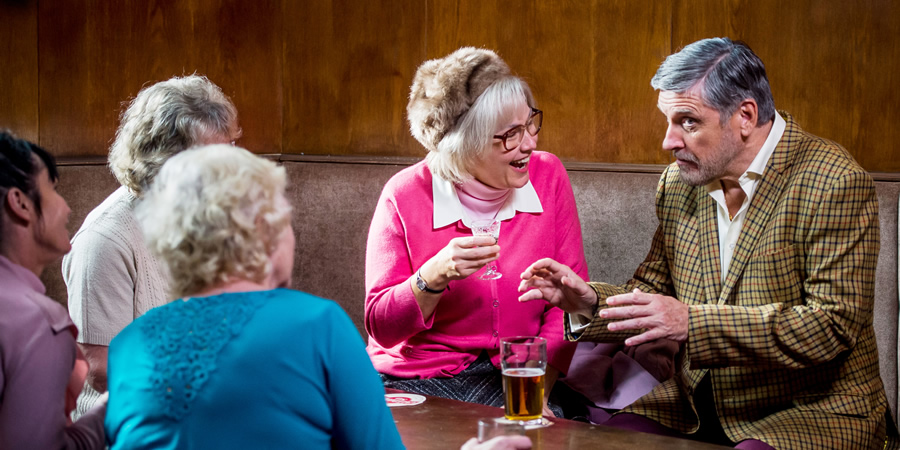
542, 404, 555, 418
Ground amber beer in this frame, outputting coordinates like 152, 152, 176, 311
501, 336, 547, 422
502, 367, 545, 421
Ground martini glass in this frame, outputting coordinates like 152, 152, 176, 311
471, 218, 502, 280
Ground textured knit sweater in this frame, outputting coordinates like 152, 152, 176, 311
63, 186, 169, 418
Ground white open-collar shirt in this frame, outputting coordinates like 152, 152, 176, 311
707, 112, 785, 282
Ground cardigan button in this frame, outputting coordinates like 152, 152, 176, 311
492, 331, 499, 337
492, 301, 499, 308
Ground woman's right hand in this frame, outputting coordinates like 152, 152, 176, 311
412, 236, 499, 320
419, 235, 500, 289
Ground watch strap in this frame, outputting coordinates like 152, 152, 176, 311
416, 270, 445, 294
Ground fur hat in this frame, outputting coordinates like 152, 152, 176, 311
407, 47, 511, 152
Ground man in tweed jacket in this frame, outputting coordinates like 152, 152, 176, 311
519, 37, 888, 448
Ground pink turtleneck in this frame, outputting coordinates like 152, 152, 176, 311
456, 178, 512, 221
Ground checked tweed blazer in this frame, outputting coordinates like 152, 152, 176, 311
568, 113, 888, 449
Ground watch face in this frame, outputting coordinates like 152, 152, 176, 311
416, 272, 439, 293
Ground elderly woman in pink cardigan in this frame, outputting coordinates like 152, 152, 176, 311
364, 47, 587, 418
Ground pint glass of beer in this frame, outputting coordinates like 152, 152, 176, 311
500, 336, 547, 422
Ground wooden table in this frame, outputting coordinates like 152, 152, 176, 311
387, 389, 730, 449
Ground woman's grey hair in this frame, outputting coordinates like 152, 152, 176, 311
650, 37, 776, 126
136, 144, 291, 299
108, 74, 241, 196
428, 77, 535, 183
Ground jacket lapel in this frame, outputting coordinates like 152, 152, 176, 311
696, 190, 723, 304
718, 112, 795, 304
669, 177, 721, 305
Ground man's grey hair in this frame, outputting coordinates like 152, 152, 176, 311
651, 37, 776, 126
108, 75, 241, 196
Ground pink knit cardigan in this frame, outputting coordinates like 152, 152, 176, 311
365, 151, 587, 378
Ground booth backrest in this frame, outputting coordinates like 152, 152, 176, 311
42, 158, 900, 428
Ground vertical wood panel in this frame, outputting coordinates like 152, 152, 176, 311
38, 0, 282, 157
538, 0, 671, 164
1, 1, 898, 171
426, 0, 673, 164
283, 0, 426, 156
0, 0, 39, 143
672, 0, 900, 171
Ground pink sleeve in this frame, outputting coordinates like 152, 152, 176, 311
0, 317, 105, 449
540, 157, 587, 373
364, 186, 434, 348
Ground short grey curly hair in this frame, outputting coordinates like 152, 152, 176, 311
651, 37, 776, 126
136, 144, 291, 299
108, 75, 241, 196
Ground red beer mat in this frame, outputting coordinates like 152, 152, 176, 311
385, 393, 426, 407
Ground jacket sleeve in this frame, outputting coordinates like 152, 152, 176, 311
565, 167, 678, 342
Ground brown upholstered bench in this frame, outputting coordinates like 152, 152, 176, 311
43, 155, 900, 430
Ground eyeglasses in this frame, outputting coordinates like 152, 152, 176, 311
493, 108, 543, 151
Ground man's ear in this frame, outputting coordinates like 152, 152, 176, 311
4, 188, 35, 225
737, 99, 759, 138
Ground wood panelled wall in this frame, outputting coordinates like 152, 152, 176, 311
2, 0, 899, 170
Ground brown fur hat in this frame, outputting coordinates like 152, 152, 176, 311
407, 47, 511, 152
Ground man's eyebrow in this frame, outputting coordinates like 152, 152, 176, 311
656, 104, 697, 116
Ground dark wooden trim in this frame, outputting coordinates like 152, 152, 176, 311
277, 154, 422, 166
562, 162, 666, 174
53, 154, 900, 181
275, 154, 669, 174
870, 172, 900, 182
55, 156, 107, 166
55, 154, 283, 166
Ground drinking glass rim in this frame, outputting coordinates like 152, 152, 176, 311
499, 336, 547, 345
469, 218, 501, 227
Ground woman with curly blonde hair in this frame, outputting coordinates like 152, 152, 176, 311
103, 145, 405, 449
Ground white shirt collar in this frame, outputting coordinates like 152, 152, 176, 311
705, 112, 786, 197
432, 176, 543, 229
746, 112, 786, 177
705, 112, 786, 283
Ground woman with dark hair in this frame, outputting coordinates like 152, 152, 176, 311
0, 131, 106, 449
